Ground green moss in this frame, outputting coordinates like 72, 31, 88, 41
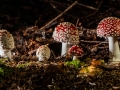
64, 60, 86, 69
0, 66, 13, 78
0, 68, 4, 77
16, 62, 31, 69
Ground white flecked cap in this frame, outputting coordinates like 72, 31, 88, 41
53, 22, 79, 44
36, 44, 51, 61
0, 29, 14, 59
0, 29, 14, 50
68, 45, 84, 56
97, 17, 120, 37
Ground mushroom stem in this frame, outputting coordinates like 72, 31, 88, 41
108, 36, 120, 63
73, 56, 79, 60
0, 45, 5, 57
4, 50, 12, 60
61, 43, 70, 56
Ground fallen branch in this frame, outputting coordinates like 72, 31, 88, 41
80, 40, 108, 44
98, 46, 108, 49
51, 50, 56, 59
81, 0, 103, 19
39, 1, 77, 31
50, 1, 79, 19
78, 26, 96, 36
76, 2, 98, 10
77, 26, 96, 31
28, 49, 37, 55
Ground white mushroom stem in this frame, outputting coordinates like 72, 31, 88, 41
73, 56, 79, 60
4, 50, 12, 60
61, 43, 70, 56
0, 46, 5, 57
108, 36, 120, 63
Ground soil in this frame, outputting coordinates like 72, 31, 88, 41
0, 0, 120, 90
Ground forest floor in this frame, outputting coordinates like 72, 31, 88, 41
0, 0, 120, 90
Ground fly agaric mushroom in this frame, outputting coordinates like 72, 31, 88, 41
68, 45, 84, 60
36, 44, 51, 61
97, 17, 120, 64
0, 29, 15, 60
53, 22, 79, 56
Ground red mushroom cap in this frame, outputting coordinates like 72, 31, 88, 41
97, 17, 120, 37
53, 22, 79, 44
68, 45, 84, 56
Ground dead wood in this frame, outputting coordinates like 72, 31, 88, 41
38, 1, 77, 31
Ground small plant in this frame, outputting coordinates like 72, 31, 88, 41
79, 59, 104, 77
85, 58, 92, 61
79, 66, 103, 77
100, 59, 105, 64
64, 60, 86, 69
0, 67, 4, 77
0, 66, 13, 78
0, 58, 8, 64
16, 62, 31, 68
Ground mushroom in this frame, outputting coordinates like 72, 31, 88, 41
0, 29, 15, 60
68, 45, 84, 60
36, 44, 51, 61
97, 17, 120, 64
52, 22, 79, 56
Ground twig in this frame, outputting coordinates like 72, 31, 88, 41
50, 1, 79, 19
80, 40, 108, 44
35, 18, 40, 26
28, 49, 37, 55
77, 26, 96, 31
76, 2, 98, 10
51, 50, 56, 59
52, 1, 97, 10
83, 0, 103, 18
98, 46, 108, 49
39, 1, 77, 31
76, 19, 79, 27
50, 0, 103, 21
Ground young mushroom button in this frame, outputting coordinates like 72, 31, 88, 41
97, 17, 120, 64
68, 45, 84, 60
53, 22, 79, 56
0, 29, 15, 60
36, 44, 51, 61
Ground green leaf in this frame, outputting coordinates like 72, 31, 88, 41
0, 68, 4, 77
64, 60, 85, 69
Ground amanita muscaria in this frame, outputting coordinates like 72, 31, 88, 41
68, 45, 84, 60
0, 29, 15, 60
53, 22, 79, 56
36, 44, 51, 61
97, 17, 120, 64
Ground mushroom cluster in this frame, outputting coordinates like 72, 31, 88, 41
53, 22, 79, 55
97, 17, 120, 64
36, 44, 51, 61
68, 45, 84, 60
0, 29, 15, 60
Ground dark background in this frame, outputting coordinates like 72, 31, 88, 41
0, 0, 120, 32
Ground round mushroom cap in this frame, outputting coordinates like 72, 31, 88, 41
68, 45, 84, 56
53, 22, 79, 44
0, 29, 14, 50
36, 44, 51, 61
97, 17, 120, 37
